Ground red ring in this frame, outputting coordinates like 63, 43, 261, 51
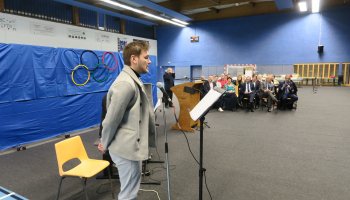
102, 52, 118, 71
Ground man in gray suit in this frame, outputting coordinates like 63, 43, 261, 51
98, 41, 156, 200
260, 76, 278, 112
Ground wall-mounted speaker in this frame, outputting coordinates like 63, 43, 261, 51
318, 45, 324, 53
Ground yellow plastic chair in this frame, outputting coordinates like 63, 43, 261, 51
54, 135, 114, 200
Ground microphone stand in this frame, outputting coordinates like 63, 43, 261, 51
156, 85, 172, 200
141, 101, 164, 185
162, 98, 172, 200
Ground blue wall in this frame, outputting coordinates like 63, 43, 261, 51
156, 5, 350, 75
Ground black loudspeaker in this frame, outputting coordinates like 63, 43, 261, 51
318, 45, 324, 53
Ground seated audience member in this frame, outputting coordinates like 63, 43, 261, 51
200, 76, 209, 98
278, 74, 298, 109
201, 76, 216, 98
208, 75, 216, 90
215, 75, 222, 88
260, 76, 279, 112
210, 75, 223, 111
218, 74, 228, 88
257, 74, 263, 82
235, 74, 243, 86
272, 74, 279, 86
242, 75, 246, 84
252, 75, 261, 107
239, 76, 255, 112
223, 77, 238, 111
235, 74, 243, 106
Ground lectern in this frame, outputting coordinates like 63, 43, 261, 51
170, 82, 202, 132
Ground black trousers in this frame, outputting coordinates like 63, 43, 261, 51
223, 93, 238, 110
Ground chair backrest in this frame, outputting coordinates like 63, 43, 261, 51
235, 85, 239, 97
55, 136, 89, 176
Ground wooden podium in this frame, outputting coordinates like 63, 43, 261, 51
171, 82, 202, 132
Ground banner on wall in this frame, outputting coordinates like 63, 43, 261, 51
118, 37, 128, 52
225, 64, 257, 77
30, 22, 55, 36
0, 16, 17, 31
0, 12, 157, 56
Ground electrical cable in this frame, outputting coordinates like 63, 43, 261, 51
71, 64, 90, 86
80, 50, 99, 71
204, 171, 213, 200
145, 164, 176, 183
170, 106, 213, 199
170, 106, 199, 165
102, 51, 118, 71
139, 189, 161, 200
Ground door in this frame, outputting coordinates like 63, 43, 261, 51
190, 65, 202, 82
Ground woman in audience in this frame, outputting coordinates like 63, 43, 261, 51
235, 75, 244, 107
223, 77, 238, 111
236, 75, 243, 86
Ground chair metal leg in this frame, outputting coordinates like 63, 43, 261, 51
56, 177, 65, 200
107, 166, 115, 199
81, 178, 89, 200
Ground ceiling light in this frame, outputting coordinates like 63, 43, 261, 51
100, 0, 186, 27
312, 0, 320, 13
171, 18, 189, 25
298, 1, 307, 12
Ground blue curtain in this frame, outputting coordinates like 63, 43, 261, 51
0, 43, 157, 150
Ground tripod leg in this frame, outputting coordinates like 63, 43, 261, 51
203, 122, 211, 128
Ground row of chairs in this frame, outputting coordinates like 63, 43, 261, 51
232, 95, 296, 112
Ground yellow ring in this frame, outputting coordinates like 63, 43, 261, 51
71, 64, 91, 86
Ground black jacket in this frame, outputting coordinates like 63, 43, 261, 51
278, 80, 298, 98
163, 72, 175, 91
239, 82, 256, 95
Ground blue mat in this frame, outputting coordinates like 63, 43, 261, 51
0, 186, 28, 200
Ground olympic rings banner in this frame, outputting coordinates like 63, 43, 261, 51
0, 43, 157, 150
0, 43, 123, 103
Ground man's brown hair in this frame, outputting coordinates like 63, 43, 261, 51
123, 41, 150, 66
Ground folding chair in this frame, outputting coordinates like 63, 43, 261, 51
54, 136, 114, 200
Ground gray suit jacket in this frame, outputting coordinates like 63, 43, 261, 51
101, 65, 156, 161
260, 81, 274, 92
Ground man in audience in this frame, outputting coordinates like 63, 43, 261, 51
252, 75, 261, 108
278, 74, 298, 109
239, 76, 255, 112
209, 75, 216, 90
200, 76, 210, 98
260, 76, 278, 112
215, 75, 222, 88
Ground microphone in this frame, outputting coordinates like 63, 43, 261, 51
156, 82, 172, 102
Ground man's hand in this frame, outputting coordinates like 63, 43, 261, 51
98, 142, 105, 153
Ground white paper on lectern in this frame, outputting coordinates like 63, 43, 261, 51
190, 89, 223, 121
